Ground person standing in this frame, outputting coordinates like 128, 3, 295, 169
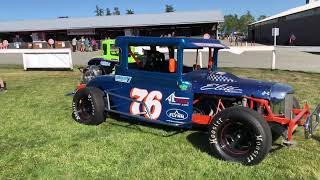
84, 37, 90, 52
91, 38, 97, 51
72, 37, 77, 52
235, 35, 239, 46
0, 78, 6, 92
80, 36, 85, 52
289, 33, 296, 46
48, 38, 55, 48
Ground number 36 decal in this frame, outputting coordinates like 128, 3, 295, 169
130, 88, 162, 120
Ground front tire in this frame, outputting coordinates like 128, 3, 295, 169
72, 87, 106, 125
208, 106, 272, 165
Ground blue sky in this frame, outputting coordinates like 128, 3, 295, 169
0, 0, 304, 21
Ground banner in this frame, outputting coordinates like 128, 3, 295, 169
67, 29, 95, 36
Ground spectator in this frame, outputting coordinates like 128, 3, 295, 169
84, 37, 90, 52
0, 79, 6, 92
72, 37, 77, 52
228, 35, 233, 46
2, 40, 8, 49
48, 38, 55, 48
80, 37, 85, 52
235, 35, 239, 46
289, 33, 296, 46
91, 38, 97, 51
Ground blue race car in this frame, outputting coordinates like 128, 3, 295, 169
71, 36, 319, 165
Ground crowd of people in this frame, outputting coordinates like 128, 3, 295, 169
225, 35, 248, 46
71, 37, 98, 52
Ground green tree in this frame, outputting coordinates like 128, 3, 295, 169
126, 9, 135, 15
95, 5, 104, 16
257, 15, 268, 21
238, 11, 255, 35
222, 14, 239, 35
165, 4, 175, 13
106, 8, 112, 16
113, 7, 121, 15
221, 11, 255, 35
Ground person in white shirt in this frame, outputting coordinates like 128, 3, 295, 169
72, 38, 77, 52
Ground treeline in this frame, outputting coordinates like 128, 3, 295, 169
219, 11, 268, 35
95, 4, 175, 16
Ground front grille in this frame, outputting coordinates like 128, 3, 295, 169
271, 94, 293, 118
284, 94, 294, 118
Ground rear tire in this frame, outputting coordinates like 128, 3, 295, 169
208, 106, 272, 165
72, 87, 106, 125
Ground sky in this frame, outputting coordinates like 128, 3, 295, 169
0, 0, 305, 21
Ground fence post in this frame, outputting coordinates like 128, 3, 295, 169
272, 49, 276, 70
199, 51, 203, 68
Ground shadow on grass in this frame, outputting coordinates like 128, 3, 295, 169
312, 135, 320, 142
186, 131, 212, 155
107, 116, 187, 137
270, 143, 285, 154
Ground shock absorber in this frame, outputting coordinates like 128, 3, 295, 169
242, 97, 248, 107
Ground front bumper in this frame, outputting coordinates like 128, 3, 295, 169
305, 104, 320, 139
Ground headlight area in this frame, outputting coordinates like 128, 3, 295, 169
270, 94, 294, 119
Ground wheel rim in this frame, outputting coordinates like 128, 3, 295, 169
77, 97, 93, 120
218, 120, 256, 156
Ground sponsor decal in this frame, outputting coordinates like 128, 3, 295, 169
115, 75, 132, 83
261, 91, 270, 96
100, 61, 111, 66
166, 109, 188, 121
166, 92, 190, 106
130, 88, 162, 120
200, 83, 243, 94
215, 72, 226, 76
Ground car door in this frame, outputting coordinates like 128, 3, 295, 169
114, 69, 193, 126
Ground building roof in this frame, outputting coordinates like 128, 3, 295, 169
0, 11, 223, 33
115, 36, 227, 49
250, 1, 320, 25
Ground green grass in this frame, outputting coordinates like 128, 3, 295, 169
0, 65, 319, 180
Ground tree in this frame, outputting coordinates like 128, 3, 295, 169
165, 4, 175, 13
113, 7, 121, 15
257, 15, 268, 21
238, 11, 255, 35
95, 5, 104, 16
221, 11, 255, 35
222, 14, 239, 35
106, 8, 112, 16
126, 9, 135, 15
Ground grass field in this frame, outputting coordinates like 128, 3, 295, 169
0, 65, 319, 179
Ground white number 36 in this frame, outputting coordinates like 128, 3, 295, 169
130, 88, 163, 120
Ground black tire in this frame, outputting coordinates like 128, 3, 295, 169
72, 87, 106, 125
208, 106, 272, 165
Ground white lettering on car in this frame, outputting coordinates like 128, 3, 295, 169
247, 135, 263, 163
200, 84, 243, 94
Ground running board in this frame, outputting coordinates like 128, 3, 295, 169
106, 108, 192, 127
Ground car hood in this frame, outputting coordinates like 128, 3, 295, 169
183, 70, 294, 100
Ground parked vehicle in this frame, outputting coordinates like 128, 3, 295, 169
80, 39, 137, 84
71, 36, 320, 165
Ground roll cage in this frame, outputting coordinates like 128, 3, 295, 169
115, 36, 227, 81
